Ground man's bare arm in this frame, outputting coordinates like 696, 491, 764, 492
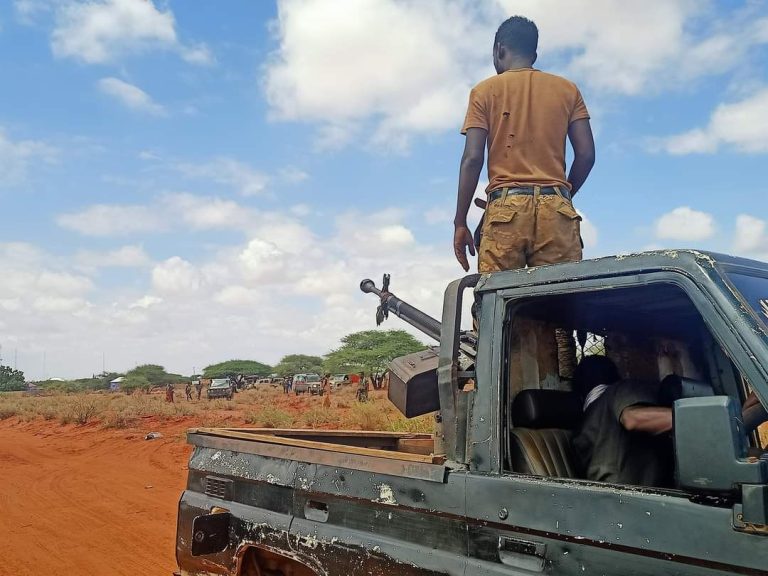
567, 119, 595, 197
454, 127, 487, 271
620, 406, 673, 435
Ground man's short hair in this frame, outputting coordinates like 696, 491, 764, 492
494, 16, 538, 57
573, 355, 620, 400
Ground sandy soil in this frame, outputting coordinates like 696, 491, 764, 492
0, 417, 193, 576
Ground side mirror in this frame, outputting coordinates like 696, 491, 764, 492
674, 396, 767, 492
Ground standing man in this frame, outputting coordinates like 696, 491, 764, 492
185, 380, 193, 401
195, 379, 202, 400
453, 15, 595, 274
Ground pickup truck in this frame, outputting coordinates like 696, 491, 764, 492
175, 250, 768, 576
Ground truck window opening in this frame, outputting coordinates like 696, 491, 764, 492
500, 281, 763, 483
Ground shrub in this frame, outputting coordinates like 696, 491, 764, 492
246, 406, 293, 428
344, 402, 387, 431
69, 396, 99, 425
0, 406, 18, 420
302, 407, 340, 429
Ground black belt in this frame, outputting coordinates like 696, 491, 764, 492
488, 186, 570, 203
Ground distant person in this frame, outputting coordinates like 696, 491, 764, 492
185, 381, 193, 401
356, 372, 369, 403
195, 379, 202, 400
283, 377, 290, 395
322, 376, 331, 408
165, 382, 175, 403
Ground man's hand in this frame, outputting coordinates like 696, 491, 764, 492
454, 225, 476, 272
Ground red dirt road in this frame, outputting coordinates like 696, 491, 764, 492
0, 418, 192, 576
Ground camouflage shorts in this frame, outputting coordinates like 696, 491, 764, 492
478, 192, 582, 273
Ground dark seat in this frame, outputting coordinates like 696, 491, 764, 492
508, 389, 582, 478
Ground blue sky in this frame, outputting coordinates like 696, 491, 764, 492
1, 0, 767, 378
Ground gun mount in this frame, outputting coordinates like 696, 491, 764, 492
360, 275, 476, 418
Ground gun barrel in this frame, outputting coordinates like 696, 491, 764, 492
360, 279, 442, 342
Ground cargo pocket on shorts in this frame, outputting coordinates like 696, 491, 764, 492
556, 202, 584, 250
556, 203, 582, 222
484, 204, 517, 241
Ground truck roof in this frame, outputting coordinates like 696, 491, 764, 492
476, 249, 767, 293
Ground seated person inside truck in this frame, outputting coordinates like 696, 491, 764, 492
572, 355, 674, 487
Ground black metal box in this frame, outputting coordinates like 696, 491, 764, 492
387, 348, 440, 418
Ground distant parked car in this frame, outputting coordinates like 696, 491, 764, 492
293, 374, 309, 395
329, 373, 349, 388
207, 378, 233, 400
306, 374, 323, 395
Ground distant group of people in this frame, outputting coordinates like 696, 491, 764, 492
165, 380, 203, 403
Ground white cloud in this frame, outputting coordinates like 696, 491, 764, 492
180, 42, 215, 66
279, 166, 310, 184
578, 211, 598, 249
57, 203, 167, 236
425, 207, 453, 225
4, 203, 473, 378
655, 88, 768, 154
164, 193, 254, 230
0, 128, 58, 186
655, 206, 716, 241
98, 77, 165, 116
176, 158, 268, 196
76, 245, 151, 268
734, 214, 768, 261
266, 0, 484, 147
151, 257, 203, 295
50, 0, 212, 65
265, 0, 768, 148
130, 295, 162, 309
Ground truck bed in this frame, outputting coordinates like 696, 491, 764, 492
187, 427, 448, 482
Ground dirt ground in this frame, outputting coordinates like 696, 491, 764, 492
0, 416, 193, 576
0, 387, 413, 576
1, 388, 764, 576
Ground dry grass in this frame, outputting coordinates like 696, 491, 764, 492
0, 386, 437, 437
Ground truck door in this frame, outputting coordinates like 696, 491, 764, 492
465, 274, 768, 575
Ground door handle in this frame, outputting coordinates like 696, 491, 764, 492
498, 536, 546, 572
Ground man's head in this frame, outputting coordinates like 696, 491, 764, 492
493, 16, 538, 74
573, 355, 620, 400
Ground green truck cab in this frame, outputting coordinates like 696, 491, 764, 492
175, 250, 768, 575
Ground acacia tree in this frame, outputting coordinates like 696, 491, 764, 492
323, 330, 426, 374
0, 365, 26, 392
273, 354, 324, 376
203, 360, 272, 379
124, 364, 184, 391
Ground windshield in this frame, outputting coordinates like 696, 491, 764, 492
726, 271, 768, 328
210, 379, 230, 388
307, 374, 321, 382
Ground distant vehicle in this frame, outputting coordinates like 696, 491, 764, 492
306, 374, 324, 395
329, 373, 349, 388
292, 374, 309, 395
207, 378, 233, 400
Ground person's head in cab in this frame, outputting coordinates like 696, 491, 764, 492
573, 355, 621, 407
493, 15, 538, 74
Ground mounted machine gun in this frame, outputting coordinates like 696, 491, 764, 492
360, 274, 477, 418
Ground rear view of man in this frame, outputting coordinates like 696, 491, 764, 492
453, 16, 595, 273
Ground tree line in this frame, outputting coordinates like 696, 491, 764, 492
0, 330, 426, 393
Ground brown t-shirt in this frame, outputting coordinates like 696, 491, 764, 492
461, 69, 589, 192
